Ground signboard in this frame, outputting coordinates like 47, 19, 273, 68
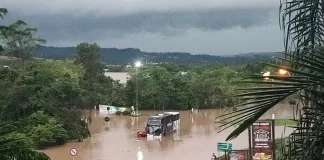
217, 142, 232, 152
99, 105, 131, 115
104, 117, 110, 122
225, 150, 249, 160
70, 148, 78, 156
249, 120, 275, 160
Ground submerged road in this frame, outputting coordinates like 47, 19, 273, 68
43, 104, 295, 160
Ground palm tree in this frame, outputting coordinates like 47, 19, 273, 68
0, 8, 7, 18
216, 0, 324, 160
0, 8, 8, 51
0, 124, 50, 160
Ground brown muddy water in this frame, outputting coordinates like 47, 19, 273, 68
43, 103, 296, 160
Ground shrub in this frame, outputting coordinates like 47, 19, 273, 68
122, 110, 131, 115
25, 111, 68, 148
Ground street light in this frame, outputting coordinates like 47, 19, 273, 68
135, 61, 142, 68
134, 61, 142, 155
135, 61, 142, 116
279, 69, 287, 75
278, 68, 291, 76
262, 71, 270, 80
262, 69, 291, 119
262, 69, 291, 80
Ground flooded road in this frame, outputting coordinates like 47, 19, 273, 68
43, 103, 296, 160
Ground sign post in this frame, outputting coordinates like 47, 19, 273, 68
248, 119, 275, 160
217, 142, 233, 157
70, 148, 78, 160
107, 107, 110, 115
217, 142, 233, 152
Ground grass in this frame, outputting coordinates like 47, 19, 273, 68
215, 119, 297, 126
274, 119, 297, 126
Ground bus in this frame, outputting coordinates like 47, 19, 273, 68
145, 112, 180, 138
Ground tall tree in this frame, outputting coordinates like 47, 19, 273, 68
0, 8, 8, 52
0, 8, 8, 31
0, 8, 7, 18
217, 1, 324, 159
75, 42, 118, 108
1, 20, 46, 59
75, 42, 103, 80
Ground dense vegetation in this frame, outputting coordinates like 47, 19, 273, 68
0, 46, 126, 149
124, 64, 257, 110
0, 60, 92, 145
0, 8, 130, 159
0, 7, 51, 160
36, 46, 281, 65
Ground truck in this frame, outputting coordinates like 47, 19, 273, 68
98, 105, 132, 115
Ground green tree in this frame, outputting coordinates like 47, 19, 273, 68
110, 80, 127, 106
217, 1, 324, 159
1, 20, 46, 59
0, 123, 50, 160
0, 8, 7, 19
0, 8, 8, 53
124, 64, 246, 110
0, 60, 90, 148
26, 111, 68, 148
75, 42, 103, 79
0, 8, 8, 32
75, 42, 109, 108
75, 42, 123, 108
189, 67, 224, 108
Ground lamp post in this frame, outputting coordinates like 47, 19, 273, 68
262, 69, 291, 80
262, 69, 291, 119
278, 68, 291, 76
135, 61, 142, 116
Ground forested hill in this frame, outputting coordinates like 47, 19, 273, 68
36, 46, 282, 65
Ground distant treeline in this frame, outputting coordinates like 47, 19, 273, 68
36, 46, 282, 65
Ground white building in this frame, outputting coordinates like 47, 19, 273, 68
104, 72, 130, 84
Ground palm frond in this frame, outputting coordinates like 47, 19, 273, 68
276, 20, 324, 157
216, 46, 324, 157
280, 0, 324, 58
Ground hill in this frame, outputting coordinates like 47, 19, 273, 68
36, 46, 282, 65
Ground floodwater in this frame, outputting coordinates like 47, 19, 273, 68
43, 103, 296, 160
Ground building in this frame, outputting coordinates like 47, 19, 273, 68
104, 72, 130, 84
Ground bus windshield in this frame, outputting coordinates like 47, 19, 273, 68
148, 119, 161, 125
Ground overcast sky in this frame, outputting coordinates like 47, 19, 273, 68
1, 0, 283, 55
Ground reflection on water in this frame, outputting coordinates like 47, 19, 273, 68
137, 140, 143, 160
43, 103, 295, 160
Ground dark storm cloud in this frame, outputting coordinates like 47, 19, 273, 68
3, 8, 274, 42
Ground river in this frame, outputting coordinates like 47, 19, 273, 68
43, 103, 296, 160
